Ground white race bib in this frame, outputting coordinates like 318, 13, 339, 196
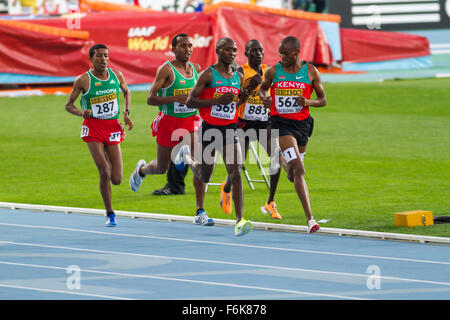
174, 102, 196, 114
283, 147, 297, 163
109, 131, 122, 142
81, 125, 89, 138
275, 96, 303, 114
90, 93, 119, 119
211, 102, 237, 120
243, 103, 269, 121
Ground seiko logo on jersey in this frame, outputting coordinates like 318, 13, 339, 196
96, 88, 117, 95
276, 81, 306, 89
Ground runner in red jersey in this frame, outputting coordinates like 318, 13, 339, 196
184, 37, 253, 236
259, 36, 327, 233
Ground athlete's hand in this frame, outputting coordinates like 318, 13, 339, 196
238, 89, 250, 102
247, 74, 262, 92
174, 94, 189, 105
261, 96, 272, 108
296, 95, 307, 106
124, 112, 133, 130
216, 92, 234, 105
81, 109, 91, 119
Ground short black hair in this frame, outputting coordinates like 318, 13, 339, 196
216, 37, 235, 51
245, 39, 262, 54
281, 36, 300, 50
171, 33, 189, 48
89, 44, 108, 58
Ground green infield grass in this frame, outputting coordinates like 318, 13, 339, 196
1, 78, 449, 237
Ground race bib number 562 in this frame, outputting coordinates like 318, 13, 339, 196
274, 87, 303, 114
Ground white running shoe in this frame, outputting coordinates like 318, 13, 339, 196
175, 145, 190, 171
193, 210, 215, 226
308, 218, 320, 233
129, 159, 146, 192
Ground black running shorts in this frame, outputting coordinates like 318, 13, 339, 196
270, 115, 314, 147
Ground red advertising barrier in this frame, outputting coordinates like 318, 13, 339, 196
0, 7, 333, 84
208, 7, 323, 67
0, 5, 430, 85
0, 23, 91, 77
340, 28, 431, 63
11, 11, 215, 84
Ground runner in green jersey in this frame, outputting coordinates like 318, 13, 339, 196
65, 44, 133, 227
129, 34, 213, 226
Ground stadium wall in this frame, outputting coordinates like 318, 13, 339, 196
0, 2, 433, 85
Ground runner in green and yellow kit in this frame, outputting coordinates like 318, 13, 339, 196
129, 34, 213, 226
65, 44, 133, 227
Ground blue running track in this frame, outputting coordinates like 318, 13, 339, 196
0, 207, 449, 301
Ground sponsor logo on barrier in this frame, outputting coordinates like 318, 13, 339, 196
128, 26, 157, 37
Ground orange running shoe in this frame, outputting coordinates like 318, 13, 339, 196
220, 182, 232, 214
261, 201, 282, 219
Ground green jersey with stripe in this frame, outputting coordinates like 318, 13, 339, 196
81, 68, 121, 120
157, 61, 198, 118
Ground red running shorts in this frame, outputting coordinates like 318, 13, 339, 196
81, 117, 125, 146
151, 112, 201, 147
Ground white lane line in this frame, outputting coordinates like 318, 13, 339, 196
1, 241, 449, 288
0, 260, 366, 300
0, 282, 133, 300
1, 222, 449, 266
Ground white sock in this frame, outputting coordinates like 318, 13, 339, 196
300, 152, 305, 162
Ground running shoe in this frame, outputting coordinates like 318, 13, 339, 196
105, 213, 117, 227
219, 181, 232, 214
193, 210, 215, 226
261, 201, 282, 219
235, 218, 253, 236
174, 145, 190, 171
308, 218, 320, 233
129, 159, 146, 192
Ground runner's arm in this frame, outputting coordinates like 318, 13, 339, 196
147, 64, 187, 106
300, 64, 326, 108
258, 65, 275, 108
237, 71, 250, 106
65, 74, 91, 119
115, 69, 133, 130
186, 68, 234, 108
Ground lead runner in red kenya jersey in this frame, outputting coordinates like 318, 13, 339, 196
184, 37, 254, 236
259, 36, 327, 233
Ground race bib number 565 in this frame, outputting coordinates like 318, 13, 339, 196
211, 92, 237, 120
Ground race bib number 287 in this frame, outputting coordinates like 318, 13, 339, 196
90, 93, 119, 119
